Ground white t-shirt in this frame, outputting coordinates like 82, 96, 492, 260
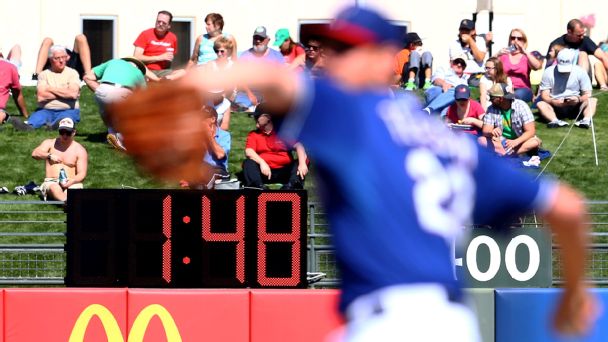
539, 65, 592, 99
449, 36, 487, 74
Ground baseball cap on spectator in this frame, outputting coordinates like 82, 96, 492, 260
451, 58, 467, 69
315, 6, 401, 48
121, 56, 147, 76
405, 32, 422, 46
58, 118, 75, 132
274, 28, 291, 46
459, 19, 475, 31
454, 84, 471, 100
253, 26, 268, 39
557, 48, 575, 73
488, 83, 515, 100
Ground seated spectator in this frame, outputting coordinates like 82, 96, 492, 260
274, 28, 305, 70
402, 32, 433, 90
242, 103, 307, 190
234, 26, 285, 110
206, 37, 237, 106
203, 105, 231, 177
594, 40, 608, 91
449, 19, 487, 86
392, 43, 410, 87
304, 37, 325, 78
32, 35, 91, 81
445, 84, 485, 135
31, 118, 87, 202
478, 84, 541, 156
546, 19, 608, 90
423, 58, 468, 115
537, 49, 596, 129
187, 12, 238, 67
207, 89, 231, 131
496, 29, 542, 102
0, 56, 29, 125
83, 57, 148, 152
17, 45, 81, 130
479, 57, 513, 110
133, 10, 177, 78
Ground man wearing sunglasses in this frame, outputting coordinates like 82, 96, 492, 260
31, 118, 87, 202
303, 37, 325, 77
546, 19, 608, 90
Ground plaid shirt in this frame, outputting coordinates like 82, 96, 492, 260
483, 99, 534, 138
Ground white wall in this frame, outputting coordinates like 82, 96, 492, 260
2, 0, 608, 79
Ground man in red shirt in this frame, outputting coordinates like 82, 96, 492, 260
0, 59, 28, 125
243, 104, 308, 190
133, 10, 178, 77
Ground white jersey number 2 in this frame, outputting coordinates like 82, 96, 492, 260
406, 148, 475, 239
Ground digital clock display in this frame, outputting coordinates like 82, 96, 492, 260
66, 189, 307, 288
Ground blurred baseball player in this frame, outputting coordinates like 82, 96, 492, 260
110, 6, 598, 341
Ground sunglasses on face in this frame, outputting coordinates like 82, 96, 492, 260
305, 45, 320, 51
510, 36, 524, 41
214, 49, 227, 54
59, 130, 72, 136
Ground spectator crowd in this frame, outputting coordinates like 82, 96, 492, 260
1, 11, 607, 200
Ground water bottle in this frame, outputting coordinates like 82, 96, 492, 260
59, 168, 68, 185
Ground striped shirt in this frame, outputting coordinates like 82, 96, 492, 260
483, 99, 534, 138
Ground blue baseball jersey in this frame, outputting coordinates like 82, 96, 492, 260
279, 76, 556, 312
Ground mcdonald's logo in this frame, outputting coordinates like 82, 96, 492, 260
69, 303, 182, 342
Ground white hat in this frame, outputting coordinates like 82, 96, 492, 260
57, 118, 75, 132
557, 49, 575, 73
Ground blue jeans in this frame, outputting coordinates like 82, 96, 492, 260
513, 87, 533, 103
425, 86, 456, 115
406, 51, 433, 86
27, 108, 81, 128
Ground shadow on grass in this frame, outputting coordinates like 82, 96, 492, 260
79, 132, 107, 143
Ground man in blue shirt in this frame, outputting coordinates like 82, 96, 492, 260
111, 6, 598, 341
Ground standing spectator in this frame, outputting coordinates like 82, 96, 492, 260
187, 13, 238, 67
449, 19, 487, 85
497, 29, 543, 102
22, 45, 81, 130
0, 57, 28, 124
83, 57, 148, 152
537, 49, 596, 129
479, 57, 513, 110
402, 32, 433, 90
31, 118, 87, 202
243, 103, 307, 190
445, 84, 485, 135
133, 10, 177, 78
274, 28, 306, 70
423, 58, 468, 115
32, 35, 92, 81
546, 19, 608, 90
304, 37, 325, 78
479, 84, 541, 156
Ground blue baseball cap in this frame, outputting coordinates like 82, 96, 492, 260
318, 6, 401, 47
454, 84, 471, 100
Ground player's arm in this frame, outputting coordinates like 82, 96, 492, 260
542, 184, 599, 335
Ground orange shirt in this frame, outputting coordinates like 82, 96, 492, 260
393, 49, 411, 77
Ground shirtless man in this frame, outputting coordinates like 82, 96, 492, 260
31, 118, 88, 202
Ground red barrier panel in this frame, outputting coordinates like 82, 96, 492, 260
250, 289, 344, 342
127, 289, 250, 341
4, 288, 127, 342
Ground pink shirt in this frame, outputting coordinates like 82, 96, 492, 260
0, 60, 20, 109
500, 54, 531, 89
446, 99, 485, 135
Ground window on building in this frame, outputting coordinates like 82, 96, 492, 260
170, 20, 193, 68
82, 17, 116, 66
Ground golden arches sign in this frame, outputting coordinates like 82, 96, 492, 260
69, 303, 182, 342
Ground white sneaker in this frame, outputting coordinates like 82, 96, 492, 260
574, 118, 591, 129
547, 119, 568, 128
